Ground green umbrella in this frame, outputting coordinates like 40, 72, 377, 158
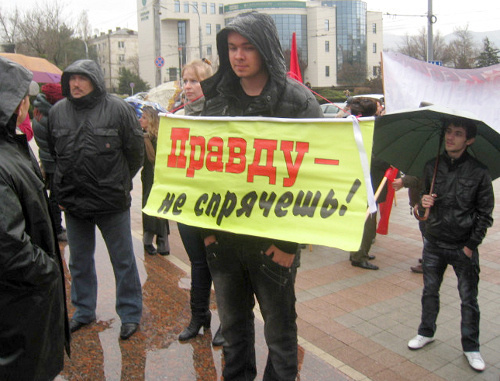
373, 105, 500, 220
373, 105, 500, 181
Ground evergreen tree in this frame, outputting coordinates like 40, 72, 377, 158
118, 67, 150, 95
476, 37, 500, 68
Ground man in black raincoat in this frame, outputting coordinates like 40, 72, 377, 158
201, 12, 323, 380
0, 57, 70, 380
48, 60, 144, 340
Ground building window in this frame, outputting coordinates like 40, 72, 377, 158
219, 3, 223, 14
372, 23, 377, 34
216, 24, 221, 33
373, 43, 377, 53
207, 45, 212, 56
210, 3, 216, 14
118, 41, 125, 48
201, 2, 207, 13
206, 23, 211, 35
325, 66, 330, 77
324, 19, 329, 31
174, 0, 180, 12
325, 41, 329, 53
184, 2, 189, 12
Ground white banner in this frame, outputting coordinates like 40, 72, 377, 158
382, 51, 500, 133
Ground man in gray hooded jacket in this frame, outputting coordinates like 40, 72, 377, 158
201, 12, 323, 380
48, 60, 144, 340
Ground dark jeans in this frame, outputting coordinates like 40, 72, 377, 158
206, 234, 298, 381
65, 210, 143, 324
418, 239, 480, 351
177, 223, 212, 295
350, 212, 377, 262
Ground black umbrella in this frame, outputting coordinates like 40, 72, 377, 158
373, 105, 500, 219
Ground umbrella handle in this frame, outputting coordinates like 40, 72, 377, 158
413, 204, 430, 221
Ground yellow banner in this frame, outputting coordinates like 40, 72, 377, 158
143, 115, 375, 251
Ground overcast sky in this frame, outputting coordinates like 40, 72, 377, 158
4, 0, 500, 37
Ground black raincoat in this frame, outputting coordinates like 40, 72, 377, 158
48, 60, 144, 218
0, 57, 70, 381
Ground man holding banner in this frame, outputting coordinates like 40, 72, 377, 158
200, 11, 323, 381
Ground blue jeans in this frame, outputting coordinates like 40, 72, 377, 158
206, 233, 298, 381
65, 210, 142, 324
418, 239, 480, 351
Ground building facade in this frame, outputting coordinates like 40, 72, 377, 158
88, 28, 139, 92
136, 0, 382, 88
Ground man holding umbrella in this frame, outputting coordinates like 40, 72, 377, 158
407, 117, 494, 372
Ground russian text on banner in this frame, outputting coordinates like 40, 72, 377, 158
143, 115, 375, 251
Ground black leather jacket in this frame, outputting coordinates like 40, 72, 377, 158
48, 60, 144, 218
423, 151, 494, 250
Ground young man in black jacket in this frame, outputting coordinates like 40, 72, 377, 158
408, 118, 494, 372
200, 11, 323, 381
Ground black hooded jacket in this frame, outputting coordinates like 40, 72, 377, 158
201, 12, 323, 254
48, 60, 144, 218
0, 57, 69, 381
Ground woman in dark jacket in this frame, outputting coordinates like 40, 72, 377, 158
0, 57, 69, 381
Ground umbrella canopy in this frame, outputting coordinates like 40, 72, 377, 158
373, 105, 500, 180
0, 52, 62, 84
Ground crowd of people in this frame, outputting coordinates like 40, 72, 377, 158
0, 10, 494, 380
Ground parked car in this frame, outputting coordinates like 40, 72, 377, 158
320, 103, 346, 117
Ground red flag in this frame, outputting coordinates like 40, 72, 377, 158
287, 32, 302, 82
377, 167, 399, 235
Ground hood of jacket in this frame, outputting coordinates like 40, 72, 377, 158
0, 57, 33, 127
202, 11, 287, 99
61, 59, 106, 106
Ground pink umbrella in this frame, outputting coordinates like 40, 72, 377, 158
0, 52, 62, 84
287, 32, 302, 83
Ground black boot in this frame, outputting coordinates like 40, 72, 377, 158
179, 288, 211, 341
211, 325, 225, 346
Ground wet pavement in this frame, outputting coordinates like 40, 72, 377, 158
54, 172, 500, 381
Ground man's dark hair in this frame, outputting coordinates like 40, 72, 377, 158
350, 97, 377, 117
446, 117, 477, 139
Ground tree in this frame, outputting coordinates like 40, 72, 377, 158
448, 25, 478, 69
118, 67, 150, 95
396, 27, 452, 64
0, 6, 20, 48
476, 37, 500, 68
337, 62, 366, 86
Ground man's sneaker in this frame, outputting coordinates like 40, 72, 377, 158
408, 335, 434, 349
464, 351, 485, 371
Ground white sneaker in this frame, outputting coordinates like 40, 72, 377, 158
408, 335, 434, 349
464, 351, 485, 371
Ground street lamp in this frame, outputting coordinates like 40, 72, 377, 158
191, 2, 203, 58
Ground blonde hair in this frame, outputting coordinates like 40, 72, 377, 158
181, 58, 213, 82
142, 106, 160, 138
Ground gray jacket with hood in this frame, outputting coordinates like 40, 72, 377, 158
48, 60, 144, 218
201, 12, 323, 254
0, 57, 69, 381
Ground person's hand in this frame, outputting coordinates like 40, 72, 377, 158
421, 194, 436, 208
264, 245, 295, 268
204, 235, 217, 246
463, 246, 473, 258
392, 178, 404, 191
